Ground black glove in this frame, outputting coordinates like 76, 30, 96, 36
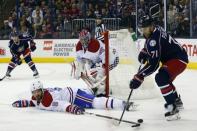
130, 74, 144, 89
138, 48, 148, 64
30, 41, 36, 52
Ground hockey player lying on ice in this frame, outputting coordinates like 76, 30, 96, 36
12, 80, 137, 115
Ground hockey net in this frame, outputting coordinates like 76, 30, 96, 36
104, 29, 159, 100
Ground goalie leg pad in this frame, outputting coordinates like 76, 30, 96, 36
74, 89, 95, 108
70, 61, 85, 80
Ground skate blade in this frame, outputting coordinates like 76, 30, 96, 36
177, 106, 184, 110
34, 75, 40, 79
127, 104, 139, 111
166, 113, 181, 121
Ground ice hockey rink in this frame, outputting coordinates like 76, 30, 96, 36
0, 63, 197, 131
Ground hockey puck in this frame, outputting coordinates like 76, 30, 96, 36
137, 119, 143, 123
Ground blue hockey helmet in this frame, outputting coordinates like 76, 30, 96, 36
138, 15, 153, 28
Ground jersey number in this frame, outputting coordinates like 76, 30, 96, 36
151, 50, 158, 58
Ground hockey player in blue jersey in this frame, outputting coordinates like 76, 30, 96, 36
129, 15, 188, 121
5, 32, 39, 78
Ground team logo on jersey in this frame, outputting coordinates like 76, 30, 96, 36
149, 40, 156, 47
17, 46, 24, 52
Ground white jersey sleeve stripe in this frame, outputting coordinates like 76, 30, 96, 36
67, 87, 74, 104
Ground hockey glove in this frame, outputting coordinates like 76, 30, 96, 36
130, 74, 144, 89
30, 41, 36, 52
138, 48, 149, 64
12, 100, 31, 107
66, 105, 85, 115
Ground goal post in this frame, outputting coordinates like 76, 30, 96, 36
104, 31, 109, 97
104, 29, 159, 99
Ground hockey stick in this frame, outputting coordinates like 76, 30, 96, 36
118, 62, 143, 125
82, 74, 106, 88
0, 76, 6, 81
81, 74, 95, 94
118, 89, 134, 125
84, 112, 140, 127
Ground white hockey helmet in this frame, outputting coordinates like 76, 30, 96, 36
30, 80, 43, 93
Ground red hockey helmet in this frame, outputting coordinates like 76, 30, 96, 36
79, 29, 91, 48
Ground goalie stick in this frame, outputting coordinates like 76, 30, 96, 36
81, 73, 106, 94
118, 62, 144, 125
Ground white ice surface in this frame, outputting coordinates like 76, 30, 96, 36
0, 63, 197, 131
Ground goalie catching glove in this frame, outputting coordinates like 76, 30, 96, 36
130, 74, 144, 89
66, 104, 85, 115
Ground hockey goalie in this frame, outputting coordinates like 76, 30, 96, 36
71, 29, 119, 96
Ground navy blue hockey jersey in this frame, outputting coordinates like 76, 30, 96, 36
138, 26, 188, 77
9, 35, 33, 56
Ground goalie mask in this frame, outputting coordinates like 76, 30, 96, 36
79, 29, 91, 49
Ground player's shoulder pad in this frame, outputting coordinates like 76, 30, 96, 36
145, 38, 158, 55
76, 41, 83, 51
148, 39, 157, 47
88, 38, 100, 53
41, 90, 53, 107
8, 40, 14, 48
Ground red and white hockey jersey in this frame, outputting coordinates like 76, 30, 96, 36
30, 87, 91, 112
76, 38, 119, 67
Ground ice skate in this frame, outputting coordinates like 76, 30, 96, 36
125, 101, 138, 111
5, 71, 11, 79
165, 104, 181, 121
33, 70, 39, 78
175, 95, 184, 110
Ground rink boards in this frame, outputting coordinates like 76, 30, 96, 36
0, 38, 197, 69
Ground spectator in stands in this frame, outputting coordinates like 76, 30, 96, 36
7, 17, 14, 29
94, 4, 100, 18
38, 24, 52, 39
193, 16, 197, 36
100, 8, 109, 18
86, 10, 95, 18
0, 20, 12, 39
32, 7, 43, 32
173, 13, 190, 37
